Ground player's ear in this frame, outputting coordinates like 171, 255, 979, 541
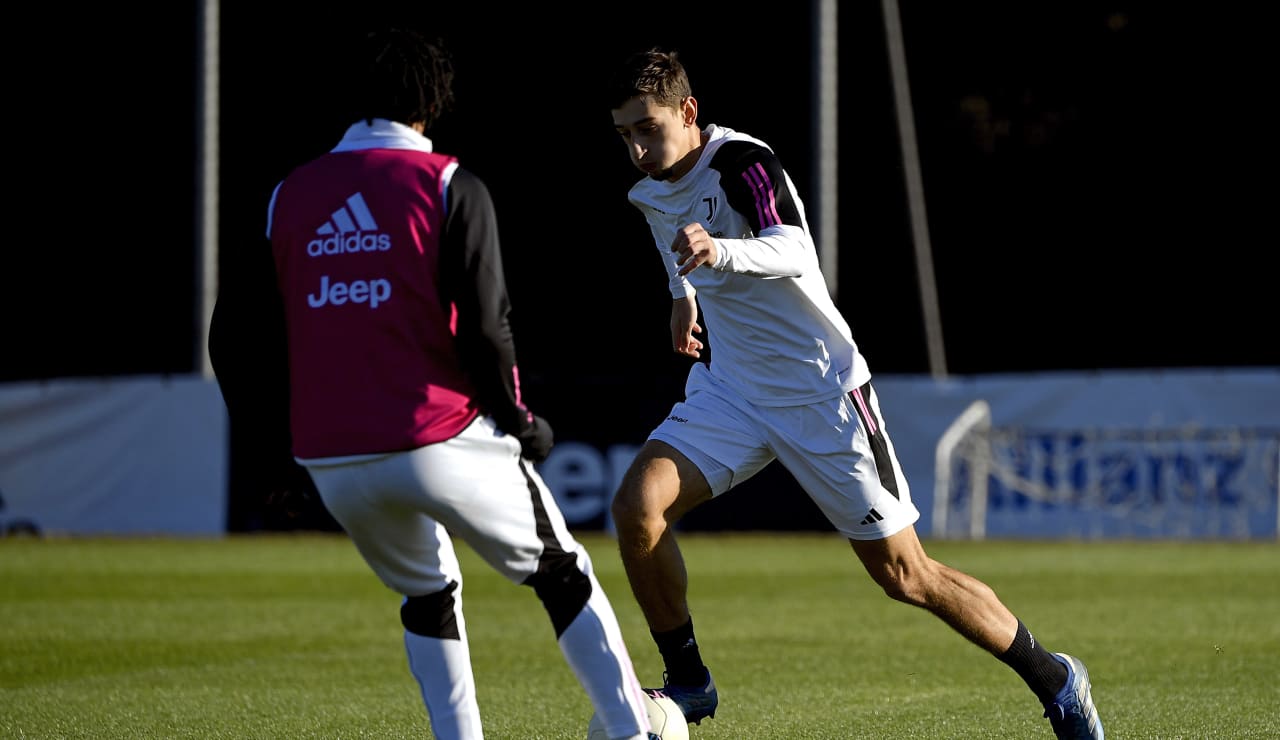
681, 96, 698, 127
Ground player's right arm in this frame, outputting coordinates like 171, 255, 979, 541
207, 184, 309, 503
669, 295, 704, 359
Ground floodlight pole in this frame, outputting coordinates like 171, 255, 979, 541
196, 0, 219, 379
813, 0, 839, 300
882, 0, 948, 380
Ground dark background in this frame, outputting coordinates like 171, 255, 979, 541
9, 3, 1274, 529
12, 2, 1272, 383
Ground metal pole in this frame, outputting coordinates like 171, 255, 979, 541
882, 0, 948, 379
196, 0, 219, 378
814, 0, 839, 300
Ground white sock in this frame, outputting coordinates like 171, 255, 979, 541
404, 629, 484, 739
558, 564, 649, 739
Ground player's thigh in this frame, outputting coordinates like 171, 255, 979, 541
307, 458, 460, 597
641, 380, 774, 511
402, 416, 586, 585
768, 388, 919, 540
615, 439, 714, 522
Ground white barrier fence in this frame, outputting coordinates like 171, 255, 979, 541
0, 376, 227, 536
2, 368, 1276, 538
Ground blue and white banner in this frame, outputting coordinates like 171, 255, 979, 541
873, 368, 1279, 539
1, 369, 1274, 539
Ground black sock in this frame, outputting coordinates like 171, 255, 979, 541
652, 617, 708, 686
998, 620, 1069, 705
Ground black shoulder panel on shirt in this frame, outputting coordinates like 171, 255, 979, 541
708, 139, 804, 233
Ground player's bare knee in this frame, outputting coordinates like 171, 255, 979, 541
869, 561, 934, 606
401, 582, 461, 639
609, 484, 640, 524
878, 576, 926, 606
611, 486, 667, 541
524, 552, 593, 638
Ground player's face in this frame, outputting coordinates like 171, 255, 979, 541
612, 95, 699, 182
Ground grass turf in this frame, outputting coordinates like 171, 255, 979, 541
2, 533, 1277, 738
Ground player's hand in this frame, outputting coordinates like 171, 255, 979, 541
671, 223, 718, 276
518, 414, 554, 463
670, 296, 704, 358
265, 461, 321, 520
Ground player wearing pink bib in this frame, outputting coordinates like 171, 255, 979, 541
211, 29, 652, 740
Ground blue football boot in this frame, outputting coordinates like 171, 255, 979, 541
1043, 653, 1104, 739
644, 670, 718, 726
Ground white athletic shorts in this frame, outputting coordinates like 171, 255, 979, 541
303, 415, 587, 597
649, 363, 921, 541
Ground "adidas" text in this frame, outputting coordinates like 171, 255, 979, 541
307, 232, 392, 257
307, 275, 392, 309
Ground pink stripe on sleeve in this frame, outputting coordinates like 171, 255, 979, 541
512, 365, 533, 422
742, 163, 782, 229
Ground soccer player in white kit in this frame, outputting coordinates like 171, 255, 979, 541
605, 48, 1104, 739
210, 29, 652, 740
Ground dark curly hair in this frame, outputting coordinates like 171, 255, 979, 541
349, 28, 455, 129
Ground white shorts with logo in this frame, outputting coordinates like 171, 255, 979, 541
303, 415, 587, 597
649, 363, 920, 541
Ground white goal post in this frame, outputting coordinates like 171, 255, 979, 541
933, 400, 991, 539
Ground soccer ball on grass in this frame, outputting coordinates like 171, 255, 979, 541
586, 693, 689, 739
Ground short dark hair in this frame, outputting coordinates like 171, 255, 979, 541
349, 28, 455, 129
606, 47, 692, 111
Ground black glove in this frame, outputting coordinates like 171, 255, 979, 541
264, 461, 322, 521
517, 414, 554, 463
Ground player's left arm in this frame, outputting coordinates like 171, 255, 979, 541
705, 140, 813, 277
442, 167, 552, 461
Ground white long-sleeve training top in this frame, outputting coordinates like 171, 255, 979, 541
627, 124, 871, 406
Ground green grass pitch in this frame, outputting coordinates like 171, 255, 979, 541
3, 532, 1277, 738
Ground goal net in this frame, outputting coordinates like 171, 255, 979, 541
933, 400, 1280, 540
